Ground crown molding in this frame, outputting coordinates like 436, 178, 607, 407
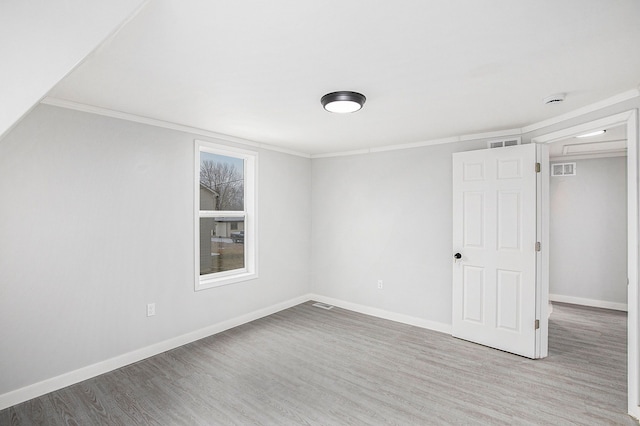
312, 129, 524, 159
521, 89, 640, 134
550, 151, 627, 162
43, 87, 640, 160
531, 110, 636, 145
40, 97, 311, 159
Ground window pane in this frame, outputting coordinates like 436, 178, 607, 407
199, 217, 245, 275
199, 152, 244, 211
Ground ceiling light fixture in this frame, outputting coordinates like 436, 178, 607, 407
321, 91, 366, 113
576, 129, 606, 138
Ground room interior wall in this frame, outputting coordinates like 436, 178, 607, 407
1, 96, 638, 407
310, 140, 486, 327
0, 105, 311, 397
549, 156, 628, 307
310, 97, 640, 329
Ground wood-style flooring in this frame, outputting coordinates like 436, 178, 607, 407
1, 301, 636, 425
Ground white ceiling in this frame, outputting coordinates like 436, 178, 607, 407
48, 0, 640, 155
548, 124, 627, 159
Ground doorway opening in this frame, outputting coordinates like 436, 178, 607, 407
547, 124, 628, 310
532, 110, 639, 418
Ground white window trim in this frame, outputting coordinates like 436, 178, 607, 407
195, 139, 258, 291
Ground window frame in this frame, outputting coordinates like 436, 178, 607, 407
194, 139, 257, 291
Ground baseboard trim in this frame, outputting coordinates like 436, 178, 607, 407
308, 294, 452, 335
549, 293, 628, 312
0, 294, 310, 411
1, 293, 451, 410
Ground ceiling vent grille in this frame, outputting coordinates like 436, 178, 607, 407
551, 162, 576, 176
487, 137, 521, 149
544, 93, 566, 104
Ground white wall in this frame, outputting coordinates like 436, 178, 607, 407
549, 156, 628, 307
310, 94, 639, 327
0, 0, 146, 139
0, 105, 311, 397
310, 141, 485, 327
1, 97, 638, 405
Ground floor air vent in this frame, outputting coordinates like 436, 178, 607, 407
312, 302, 334, 310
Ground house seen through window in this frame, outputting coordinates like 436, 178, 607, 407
196, 140, 256, 290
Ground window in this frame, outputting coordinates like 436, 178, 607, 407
195, 140, 257, 290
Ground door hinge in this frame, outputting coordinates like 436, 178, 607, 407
535, 242, 541, 252
535, 319, 540, 330
535, 162, 541, 173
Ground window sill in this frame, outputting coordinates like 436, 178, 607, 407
195, 271, 258, 291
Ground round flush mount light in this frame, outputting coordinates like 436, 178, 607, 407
576, 129, 606, 138
321, 91, 366, 113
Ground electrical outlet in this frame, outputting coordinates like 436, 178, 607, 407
377, 280, 383, 289
147, 303, 156, 317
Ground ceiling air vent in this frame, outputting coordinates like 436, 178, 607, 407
551, 162, 576, 177
487, 137, 521, 149
544, 93, 566, 104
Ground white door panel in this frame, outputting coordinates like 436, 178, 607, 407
452, 144, 538, 358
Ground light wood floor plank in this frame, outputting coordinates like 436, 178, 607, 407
1, 301, 637, 425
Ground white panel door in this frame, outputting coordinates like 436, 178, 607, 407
452, 144, 538, 358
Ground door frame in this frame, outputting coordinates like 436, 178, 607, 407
535, 142, 549, 359
531, 109, 639, 418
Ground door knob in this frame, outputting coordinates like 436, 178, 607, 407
454, 253, 462, 260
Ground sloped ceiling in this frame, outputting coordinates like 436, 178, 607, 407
47, 0, 640, 155
0, 0, 147, 140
